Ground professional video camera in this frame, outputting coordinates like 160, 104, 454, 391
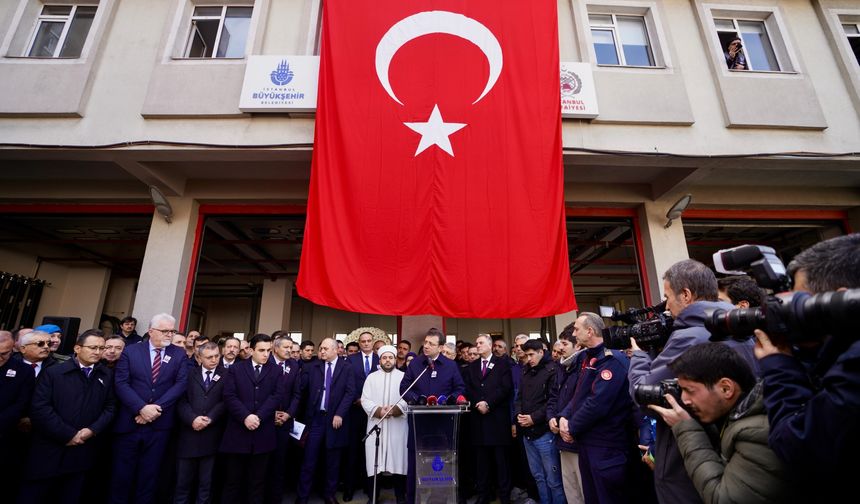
705, 244, 860, 344
599, 301, 674, 351
634, 378, 681, 408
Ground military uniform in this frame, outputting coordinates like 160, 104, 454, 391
559, 344, 633, 504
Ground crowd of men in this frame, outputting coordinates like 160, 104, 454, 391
1, 233, 858, 504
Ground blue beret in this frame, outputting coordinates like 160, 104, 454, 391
35, 324, 62, 333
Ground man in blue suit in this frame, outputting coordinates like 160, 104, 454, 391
295, 337, 356, 504
19, 329, 116, 504
110, 313, 189, 504
344, 331, 380, 501
265, 335, 301, 504
219, 333, 285, 504
399, 328, 466, 504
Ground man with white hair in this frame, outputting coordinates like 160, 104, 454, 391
110, 313, 189, 504
361, 345, 408, 504
15, 330, 59, 377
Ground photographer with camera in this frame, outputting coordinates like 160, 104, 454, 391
648, 343, 794, 504
753, 233, 860, 499
628, 259, 757, 504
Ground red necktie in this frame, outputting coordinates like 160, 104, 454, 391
152, 348, 162, 383
481, 359, 488, 377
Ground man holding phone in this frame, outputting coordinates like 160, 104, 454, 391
724, 37, 748, 70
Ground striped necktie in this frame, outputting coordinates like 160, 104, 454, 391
152, 348, 162, 383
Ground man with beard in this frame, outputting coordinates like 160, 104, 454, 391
220, 337, 240, 369
361, 345, 408, 504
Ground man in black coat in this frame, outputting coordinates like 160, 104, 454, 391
265, 335, 301, 504
344, 331, 379, 501
464, 334, 514, 504
0, 330, 35, 501
175, 341, 227, 504
219, 333, 285, 504
17, 329, 116, 504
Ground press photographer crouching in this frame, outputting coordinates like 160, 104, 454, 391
647, 343, 795, 503
627, 259, 757, 504
753, 233, 860, 500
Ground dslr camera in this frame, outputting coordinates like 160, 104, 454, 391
599, 301, 674, 352
705, 244, 860, 345
634, 378, 681, 408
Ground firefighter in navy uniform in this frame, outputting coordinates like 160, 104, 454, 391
559, 313, 633, 504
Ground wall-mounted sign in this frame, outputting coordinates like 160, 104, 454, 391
240, 57, 598, 118
239, 55, 319, 112
560, 62, 599, 119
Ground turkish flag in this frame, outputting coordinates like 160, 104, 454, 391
297, 0, 576, 318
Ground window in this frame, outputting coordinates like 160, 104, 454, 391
26, 4, 97, 58
843, 22, 860, 66
334, 333, 347, 342
288, 332, 302, 343
183, 5, 252, 58
589, 13, 655, 67
714, 17, 780, 71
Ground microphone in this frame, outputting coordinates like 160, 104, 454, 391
445, 395, 458, 405
456, 395, 469, 406
426, 395, 438, 406
437, 394, 448, 405
417, 395, 427, 405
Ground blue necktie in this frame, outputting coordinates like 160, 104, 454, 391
324, 362, 333, 410
254, 364, 261, 379
82, 367, 92, 378
365, 355, 370, 376
204, 370, 212, 390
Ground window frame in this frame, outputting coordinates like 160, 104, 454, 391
25, 4, 96, 59
181, 4, 253, 59
703, 5, 798, 76
842, 20, 860, 66
713, 16, 782, 72
588, 12, 656, 68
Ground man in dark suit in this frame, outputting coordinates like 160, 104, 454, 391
110, 313, 189, 504
400, 328, 466, 504
464, 334, 514, 504
296, 337, 355, 504
17, 329, 116, 504
265, 335, 301, 504
219, 333, 285, 504
0, 330, 35, 501
344, 331, 379, 501
175, 341, 227, 504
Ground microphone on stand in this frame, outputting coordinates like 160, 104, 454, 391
426, 395, 438, 406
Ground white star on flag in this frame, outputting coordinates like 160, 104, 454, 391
403, 104, 467, 157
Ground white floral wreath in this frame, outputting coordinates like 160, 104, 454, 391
345, 326, 389, 345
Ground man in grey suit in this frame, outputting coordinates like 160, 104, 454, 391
175, 342, 226, 504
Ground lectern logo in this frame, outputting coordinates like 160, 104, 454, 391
270, 60, 295, 86
432, 455, 444, 472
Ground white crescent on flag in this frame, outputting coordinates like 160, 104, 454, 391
374, 10, 504, 106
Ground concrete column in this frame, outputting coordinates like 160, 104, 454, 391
554, 309, 578, 339
257, 278, 293, 334
132, 198, 200, 329
55, 266, 111, 330
848, 208, 860, 234
401, 315, 443, 348
637, 201, 690, 303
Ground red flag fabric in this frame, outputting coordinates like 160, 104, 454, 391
297, 0, 576, 318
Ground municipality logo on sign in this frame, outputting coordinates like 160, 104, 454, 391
270, 60, 295, 86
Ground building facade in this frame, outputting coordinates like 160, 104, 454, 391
1, 0, 858, 345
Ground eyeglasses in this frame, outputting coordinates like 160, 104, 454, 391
26, 341, 50, 348
81, 345, 106, 351
151, 328, 178, 336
